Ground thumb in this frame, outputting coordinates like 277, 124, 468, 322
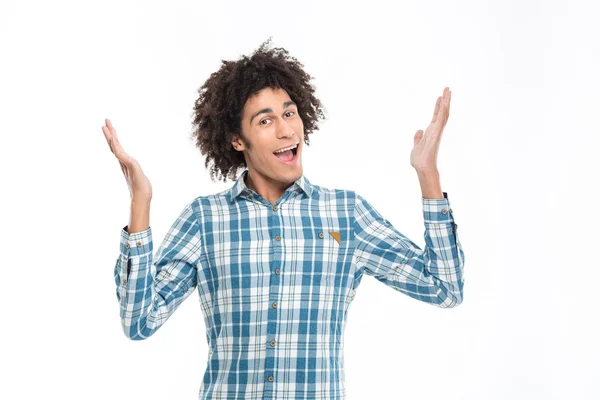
413, 129, 424, 147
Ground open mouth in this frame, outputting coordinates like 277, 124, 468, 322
273, 145, 298, 164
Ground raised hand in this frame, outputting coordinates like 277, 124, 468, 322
102, 118, 153, 202
410, 87, 451, 172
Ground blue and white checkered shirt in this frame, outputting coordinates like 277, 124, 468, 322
114, 169, 465, 399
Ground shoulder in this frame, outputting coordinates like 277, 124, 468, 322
187, 191, 226, 214
309, 181, 359, 202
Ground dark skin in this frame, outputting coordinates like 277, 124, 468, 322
231, 87, 305, 205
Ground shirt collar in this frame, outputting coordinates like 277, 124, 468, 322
227, 169, 313, 204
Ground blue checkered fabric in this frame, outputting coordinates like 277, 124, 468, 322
114, 169, 465, 399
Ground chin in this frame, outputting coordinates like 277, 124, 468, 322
284, 168, 302, 180
280, 167, 302, 183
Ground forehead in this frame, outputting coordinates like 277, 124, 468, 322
243, 87, 292, 115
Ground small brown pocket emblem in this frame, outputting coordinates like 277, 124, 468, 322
328, 231, 340, 244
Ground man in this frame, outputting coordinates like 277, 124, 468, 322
102, 39, 465, 400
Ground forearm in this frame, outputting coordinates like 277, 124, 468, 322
115, 228, 194, 341
115, 202, 201, 340
128, 198, 151, 234
416, 169, 444, 199
352, 192, 464, 308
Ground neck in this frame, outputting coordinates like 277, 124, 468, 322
245, 170, 293, 205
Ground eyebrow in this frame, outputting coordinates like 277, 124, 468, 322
249, 101, 297, 124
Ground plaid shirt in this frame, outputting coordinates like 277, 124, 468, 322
114, 169, 465, 399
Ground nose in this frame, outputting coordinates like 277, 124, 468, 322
276, 123, 295, 139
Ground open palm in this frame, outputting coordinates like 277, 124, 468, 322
410, 87, 451, 172
101, 118, 153, 201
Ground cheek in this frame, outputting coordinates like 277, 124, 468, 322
250, 147, 274, 164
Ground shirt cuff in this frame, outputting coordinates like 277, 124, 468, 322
120, 225, 153, 258
422, 191, 454, 224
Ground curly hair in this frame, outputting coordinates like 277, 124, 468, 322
189, 37, 326, 183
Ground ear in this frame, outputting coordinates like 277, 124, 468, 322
231, 134, 245, 152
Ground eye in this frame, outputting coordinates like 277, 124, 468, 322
259, 111, 296, 125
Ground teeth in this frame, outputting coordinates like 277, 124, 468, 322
274, 144, 297, 154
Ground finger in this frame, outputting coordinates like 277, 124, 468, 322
431, 96, 441, 123
441, 89, 450, 127
106, 118, 119, 140
440, 90, 451, 132
104, 119, 136, 168
102, 125, 110, 144
111, 134, 130, 163
447, 90, 451, 121
413, 129, 424, 147
441, 88, 450, 125
105, 120, 129, 159
435, 99, 445, 131
102, 126, 116, 153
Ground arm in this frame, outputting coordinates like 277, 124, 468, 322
113, 201, 202, 340
351, 192, 465, 308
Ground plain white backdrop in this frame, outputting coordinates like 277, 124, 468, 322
1, 0, 598, 399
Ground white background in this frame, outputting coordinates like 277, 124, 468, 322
1, 0, 598, 399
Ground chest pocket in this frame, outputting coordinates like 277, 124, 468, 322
297, 228, 351, 286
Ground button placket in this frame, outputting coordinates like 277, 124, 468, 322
266, 201, 282, 385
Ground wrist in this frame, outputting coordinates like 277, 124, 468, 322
416, 169, 443, 199
415, 168, 439, 176
131, 196, 152, 206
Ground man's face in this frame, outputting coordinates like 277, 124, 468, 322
233, 86, 304, 186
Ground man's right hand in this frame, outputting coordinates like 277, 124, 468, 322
102, 118, 153, 203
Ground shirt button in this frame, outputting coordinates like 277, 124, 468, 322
136, 241, 142, 246
121, 279, 126, 285
268, 376, 274, 382
275, 236, 281, 241
272, 302, 278, 309
318, 232, 324, 238
270, 340, 276, 346
275, 269, 281, 275
125, 243, 130, 248
272, 205, 277, 211
441, 209, 447, 214
450, 208, 453, 213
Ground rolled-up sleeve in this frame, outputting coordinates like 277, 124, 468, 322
113, 201, 202, 340
351, 191, 465, 308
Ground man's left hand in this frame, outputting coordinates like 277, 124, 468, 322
410, 87, 452, 172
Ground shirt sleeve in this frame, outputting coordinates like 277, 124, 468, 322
113, 201, 202, 340
351, 191, 465, 308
